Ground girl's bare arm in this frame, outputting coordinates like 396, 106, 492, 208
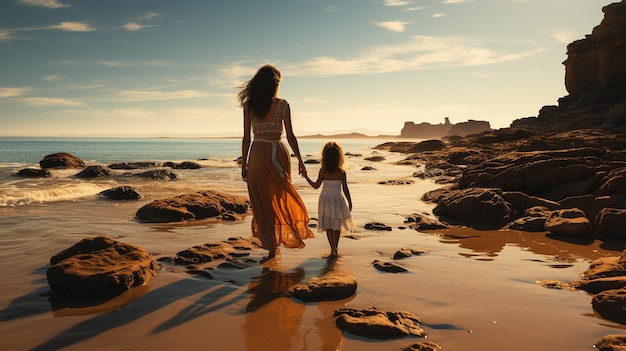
342, 171, 352, 210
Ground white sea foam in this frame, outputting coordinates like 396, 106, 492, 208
0, 182, 109, 207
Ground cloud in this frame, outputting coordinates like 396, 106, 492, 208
43, 75, 62, 81
18, 0, 69, 9
96, 60, 172, 67
549, 29, 580, 44
49, 21, 95, 32
123, 23, 153, 31
383, 0, 412, 6
112, 89, 204, 102
443, 0, 466, 3
432, 13, 447, 18
0, 30, 14, 43
0, 87, 31, 98
375, 21, 411, 33
20, 97, 81, 106
405, 6, 427, 11
139, 12, 160, 21
283, 35, 544, 76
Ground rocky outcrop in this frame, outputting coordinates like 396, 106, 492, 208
512, 1, 626, 132
15, 168, 52, 178
135, 190, 249, 222
163, 161, 202, 169
108, 162, 159, 169
46, 236, 159, 298
75, 165, 113, 178
401, 117, 492, 138
381, 128, 626, 236
290, 273, 358, 302
334, 307, 425, 339
135, 169, 177, 180
99, 186, 142, 200
39, 152, 86, 169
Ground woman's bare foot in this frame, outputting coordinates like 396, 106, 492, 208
260, 248, 279, 263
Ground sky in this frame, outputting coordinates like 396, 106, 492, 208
0, 0, 615, 137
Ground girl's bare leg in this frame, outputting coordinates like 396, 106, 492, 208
326, 229, 338, 257
332, 230, 340, 256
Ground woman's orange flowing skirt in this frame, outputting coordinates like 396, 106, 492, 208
247, 140, 315, 250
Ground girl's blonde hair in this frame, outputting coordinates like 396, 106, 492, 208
321, 142, 344, 173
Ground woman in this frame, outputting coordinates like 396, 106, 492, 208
238, 64, 315, 260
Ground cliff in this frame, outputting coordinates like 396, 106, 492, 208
401, 117, 492, 139
512, 1, 626, 132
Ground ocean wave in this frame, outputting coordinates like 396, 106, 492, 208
0, 182, 109, 207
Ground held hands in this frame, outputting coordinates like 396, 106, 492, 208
298, 159, 307, 176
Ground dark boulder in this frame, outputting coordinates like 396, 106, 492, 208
15, 168, 52, 178
39, 152, 85, 169
99, 186, 142, 200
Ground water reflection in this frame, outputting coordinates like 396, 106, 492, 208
428, 227, 623, 263
244, 257, 346, 351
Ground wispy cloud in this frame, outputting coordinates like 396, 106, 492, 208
0, 87, 31, 98
443, 0, 467, 3
281, 35, 544, 76
0, 30, 13, 43
375, 21, 411, 33
112, 89, 204, 102
18, 0, 69, 9
383, 0, 412, 6
123, 12, 160, 31
549, 29, 580, 44
96, 60, 172, 67
20, 97, 81, 106
432, 13, 447, 18
43, 75, 62, 81
405, 6, 428, 11
48, 21, 94, 32
139, 12, 160, 21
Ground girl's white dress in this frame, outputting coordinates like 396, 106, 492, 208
318, 180, 354, 232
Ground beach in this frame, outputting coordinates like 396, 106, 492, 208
0, 137, 623, 351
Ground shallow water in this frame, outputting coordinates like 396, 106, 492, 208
0, 138, 624, 350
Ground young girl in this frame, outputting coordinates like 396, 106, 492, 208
303, 142, 354, 257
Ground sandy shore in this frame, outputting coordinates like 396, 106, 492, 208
1, 176, 624, 351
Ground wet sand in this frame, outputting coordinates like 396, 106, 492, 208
1, 179, 624, 351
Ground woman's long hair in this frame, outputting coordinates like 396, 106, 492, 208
237, 64, 281, 119
321, 142, 344, 174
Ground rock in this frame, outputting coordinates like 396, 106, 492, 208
75, 165, 113, 178
334, 307, 424, 339
400, 117, 492, 139
506, 216, 548, 232
378, 179, 414, 185
39, 152, 85, 169
46, 236, 158, 298
364, 222, 392, 231
108, 162, 159, 169
136, 169, 177, 181
573, 276, 626, 294
135, 190, 249, 222
165, 237, 262, 265
544, 208, 590, 236
512, 2, 626, 132
290, 273, 357, 302
581, 251, 626, 281
595, 208, 626, 238
365, 156, 386, 162
393, 248, 426, 260
361, 166, 376, 171
597, 168, 626, 195
99, 186, 142, 200
372, 260, 408, 273
594, 334, 626, 351
432, 188, 515, 228
163, 161, 202, 169
501, 191, 561, 213
303, 159, 320, 164
404, 213, 448, 230
401, 341, 442, 351
15, 168, 52, 178
592, 288, 626, 324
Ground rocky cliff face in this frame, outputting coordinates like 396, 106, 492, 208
512, 1, 626, 132
401, 117, 492, 138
